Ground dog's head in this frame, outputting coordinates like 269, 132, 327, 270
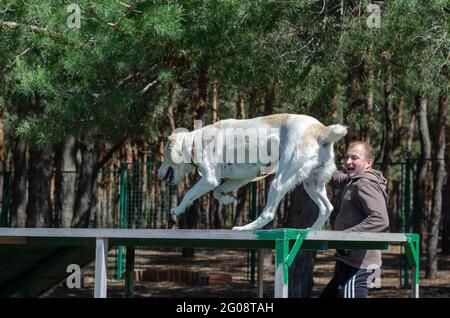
158, 132, 195, 185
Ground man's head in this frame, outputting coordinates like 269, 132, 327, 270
345, 141, 374, 177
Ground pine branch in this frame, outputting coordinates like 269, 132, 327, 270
0, 21, 61, 38
141, 77, 159, 94
109, 1, 142, 28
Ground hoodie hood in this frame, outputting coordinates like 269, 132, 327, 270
351, 169, 388, 200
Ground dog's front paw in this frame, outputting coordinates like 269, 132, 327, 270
170, 206, 184, 216
232, 225, 254, 231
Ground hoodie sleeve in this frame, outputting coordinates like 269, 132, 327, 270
345, 181, 390, 232
329, 171, 350, 189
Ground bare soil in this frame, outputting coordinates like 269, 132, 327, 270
42, 246, 450, 298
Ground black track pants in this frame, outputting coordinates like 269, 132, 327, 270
319, 261, 379, 298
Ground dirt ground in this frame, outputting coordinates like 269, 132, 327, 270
42, 246, 450, 298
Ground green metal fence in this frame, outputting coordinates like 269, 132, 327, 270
116, 162, 179, 278
118, 162, 178, 229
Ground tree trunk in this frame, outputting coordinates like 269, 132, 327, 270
344, 65, 363, 144
212, 81, 219, 123
10, 137, 28, 227
192, 63, 208, 124
236, 88, 246, 119
165, 86, 178, 228
406, 104, 417, 158
26, 145, 54, 227
426, 90, 448, 278
263, 87, 275, 211
71, 133, 99, 228
10, 97, 31, 227
181, 65, 208, 256
233, 186, 248, 227
286, 185, 319, 298
381, 67, 396, 227
0, 117, 4, 226
55, 135, 77, 227
414, 87, 431, 249
442, 142, 450, 254
213, 202, 223, 229
249, 88, 259, 116
167, 83, 176, 131
264, 86, 275, 115
364, 44, 374, 143
381, 69, 395, 175
209, 81, 220, 228
395, 98, 404, 149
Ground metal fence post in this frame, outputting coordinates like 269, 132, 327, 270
117, 163, 127, 280
248, 182, 257, 284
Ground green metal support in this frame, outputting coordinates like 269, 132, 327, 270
275, 230, 308, 284
286, 231, 307, 267
405, 234, 420, 281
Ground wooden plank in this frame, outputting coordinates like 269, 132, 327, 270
94, 238, 108, 298
0, 237, 26, 245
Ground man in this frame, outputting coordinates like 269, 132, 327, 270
319, 141, 390, 298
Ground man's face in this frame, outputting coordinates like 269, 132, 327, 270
345, 144, 372, 177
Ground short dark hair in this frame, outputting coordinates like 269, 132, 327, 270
348, 141, 375, 161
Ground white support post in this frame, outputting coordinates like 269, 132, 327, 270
257, 249, 264, 298
274, 240, 288, 298
411, 267, 419, 298
94, 237, 108, 298
274, 263, 288, 298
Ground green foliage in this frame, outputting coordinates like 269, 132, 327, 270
0, 0, 447, 157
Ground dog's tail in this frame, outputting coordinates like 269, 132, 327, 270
318, 124, 347, 144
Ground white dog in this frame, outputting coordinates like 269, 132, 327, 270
158, 114, 347, 231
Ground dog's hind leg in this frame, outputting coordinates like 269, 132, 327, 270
232, 169, 299, 231
303, 181, 333, 230
213, 177, 254, 205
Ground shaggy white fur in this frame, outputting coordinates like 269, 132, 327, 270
158, 113, 347, 231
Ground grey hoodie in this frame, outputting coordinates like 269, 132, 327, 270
330, 169, 390, 269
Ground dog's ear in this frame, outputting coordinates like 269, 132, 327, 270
169, 134, 184, 164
